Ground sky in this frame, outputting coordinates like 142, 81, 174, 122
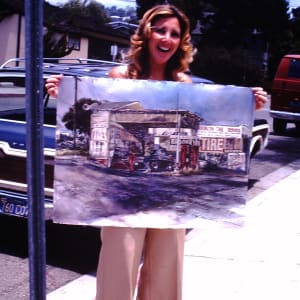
46, 0, 300, 13
47, 0, 300, 10
46, 0, 136, 8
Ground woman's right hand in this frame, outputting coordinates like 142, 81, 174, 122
45, 74, 63, 98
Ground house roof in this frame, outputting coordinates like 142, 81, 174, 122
0, 0, 133, 45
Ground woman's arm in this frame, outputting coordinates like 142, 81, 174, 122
44, 70, 267, 111
45, 65, 128, 97
108, 65, 128, 79
178, 72, 192, 83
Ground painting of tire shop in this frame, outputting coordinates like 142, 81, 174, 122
53, 76, 254, 229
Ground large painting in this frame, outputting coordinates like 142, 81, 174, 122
53, 76, 254, 228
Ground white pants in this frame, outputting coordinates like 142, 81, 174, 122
96, 227, 185, 300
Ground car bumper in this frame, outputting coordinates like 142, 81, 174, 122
270, 110, 300, 121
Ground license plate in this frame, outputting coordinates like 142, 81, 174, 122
0, 198, 28, 217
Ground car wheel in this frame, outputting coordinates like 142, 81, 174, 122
273, 118, 287, 133
150, 161, 159, 171
250, 140, 260, 158
295, 122, 300, 133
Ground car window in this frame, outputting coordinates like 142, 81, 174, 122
0, 75, 57, 125
288, 59, 300, 79
48, 97, 57, 109
0, 76, 26, 112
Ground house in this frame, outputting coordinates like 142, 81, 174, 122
0, 0, 134, 66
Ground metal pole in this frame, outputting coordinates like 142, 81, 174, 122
25, 0, 46, 299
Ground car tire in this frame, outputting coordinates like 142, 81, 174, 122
273, 118, 287, 133
150, 161, 159, 171
295, 122, 300, 133
250, 140, 260, 158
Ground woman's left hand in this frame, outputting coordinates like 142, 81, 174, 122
252, 87, 268, 110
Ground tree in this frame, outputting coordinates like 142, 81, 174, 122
62, 0, 110, 26
188, 0, 290, 86
43, 29, 73, 58
136, 1, 294, 86
43, 0, 111, 58
136, 0, 208, 29
289, 7, 300, 53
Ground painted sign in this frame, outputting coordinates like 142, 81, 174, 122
53, 77, 254, 228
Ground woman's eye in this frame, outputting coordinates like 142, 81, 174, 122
171, 31, 180, 39
155, 28, 166, 35
152, 27, 180, 39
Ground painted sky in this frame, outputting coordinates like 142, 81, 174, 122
290, 0, 300, 9
58, 77, 254, 128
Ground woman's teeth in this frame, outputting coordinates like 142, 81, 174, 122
158, 46, 169, 52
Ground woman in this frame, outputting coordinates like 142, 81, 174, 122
46, 5, 267, 300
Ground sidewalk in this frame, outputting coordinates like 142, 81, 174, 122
183, 168, 300, 300
47, 169, 300, 300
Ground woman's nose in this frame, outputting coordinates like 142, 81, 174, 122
161, 32, 171, 41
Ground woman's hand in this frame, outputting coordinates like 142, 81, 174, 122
252, 87, 268, 110
45, 74, 63, 98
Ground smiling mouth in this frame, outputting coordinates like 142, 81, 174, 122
158, 46, 170, 52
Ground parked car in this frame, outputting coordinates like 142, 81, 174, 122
0, 58, 269, 218
250, 118, 269, 158
270, 54, 300, 133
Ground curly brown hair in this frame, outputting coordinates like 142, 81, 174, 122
126, 4, 194, 81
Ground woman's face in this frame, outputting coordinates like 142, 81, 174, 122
148, 16, 181, 66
